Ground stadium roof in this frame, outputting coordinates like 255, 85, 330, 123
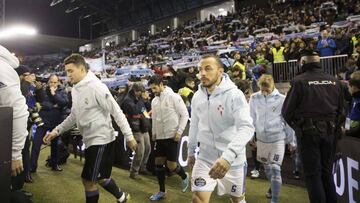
51, 0, 227, 38
0, 34, 89, 55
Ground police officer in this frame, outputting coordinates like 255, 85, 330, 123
281, 49, 344, 203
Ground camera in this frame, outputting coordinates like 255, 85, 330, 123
28, 108, 44, 127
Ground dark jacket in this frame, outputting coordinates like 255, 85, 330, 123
317, 38, 336, 57
121, 93, 150, 133
37, 86, 69, 128
282, 63, 345, 125
346, 91, 360, 138
166, 70, 188, 92
20, 80, 36, 109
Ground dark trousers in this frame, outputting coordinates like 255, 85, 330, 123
30, 126, 59, 171
300, 121, 337, 203
251, 149, 260, 170
11, 133, 31, 191
23, 125, 32, 178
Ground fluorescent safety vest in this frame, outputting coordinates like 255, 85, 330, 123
232, 61, 246, 80
272, 47, 285, 63
178, 87, 193, 98
352, 36, 358, 55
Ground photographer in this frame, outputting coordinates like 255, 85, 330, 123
120, 82, 151, 180
16, 65, 37, 184
30, 75, 69, 172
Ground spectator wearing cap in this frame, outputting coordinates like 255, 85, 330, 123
317, 30, 337, 57
120, 82, 152, 180
343, 71, 360, 138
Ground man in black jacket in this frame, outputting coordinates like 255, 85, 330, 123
30, 75, 69, 172
121, 82, 151, 180
16, 65, 36, 184
281, 49, 345, 203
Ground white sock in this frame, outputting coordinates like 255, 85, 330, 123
118, 192, 125, 202
231, 198, 246, 203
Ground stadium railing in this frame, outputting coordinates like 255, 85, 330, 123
272, 54, 348, 82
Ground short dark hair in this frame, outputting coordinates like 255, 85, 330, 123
234, 79, 251, 92
64, 54, 89, 71
148, 75, 163, 86
185, 77, 195, 84
201, 55, 224, 69
131, 82, 145, 92
349, 71, 360, 89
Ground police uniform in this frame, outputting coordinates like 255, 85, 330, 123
281, 50, 344, 203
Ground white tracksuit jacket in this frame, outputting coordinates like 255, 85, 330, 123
249, 89, 296, 145
0, 45, 29, 160
188, 74, 254, 166
55, 71, 134, 148
151, 86, 189, 140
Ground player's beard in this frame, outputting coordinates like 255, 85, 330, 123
201, 74, 221, 88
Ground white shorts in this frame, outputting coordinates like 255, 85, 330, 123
191, 159, 246, 197
256, 140, 285, 165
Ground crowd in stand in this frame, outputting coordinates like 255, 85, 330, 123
24, 0, 360, 79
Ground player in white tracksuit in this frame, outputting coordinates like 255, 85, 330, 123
188, 55, 254, 203
249, 74, 296, 203
0, 45, 29, 178
44, 54, 137, 203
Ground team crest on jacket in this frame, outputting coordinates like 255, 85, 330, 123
217, 104, 224, 116
194, 177, 206, 187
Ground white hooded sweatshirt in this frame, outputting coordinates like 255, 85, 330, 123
188, 73, 254, 166
0, 45, 29, 160
55, 71, 133, 148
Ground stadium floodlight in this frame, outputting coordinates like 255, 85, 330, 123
0, 25, 37, 39
50, 0, 64, 7
82, 12, 96, 19
65, 6, 80, 13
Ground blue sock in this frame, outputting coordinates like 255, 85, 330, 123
270, 164, 282, 203
264, 164, 272, 180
